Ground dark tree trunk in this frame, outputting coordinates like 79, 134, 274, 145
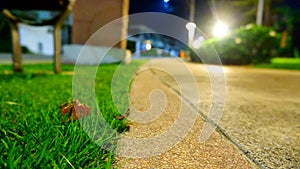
264, 0, 272, 26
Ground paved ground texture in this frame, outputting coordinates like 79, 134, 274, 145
114, 58, 300, 169
0, 53, 52, 64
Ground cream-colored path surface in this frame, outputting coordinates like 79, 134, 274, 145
114, 59, 254, 169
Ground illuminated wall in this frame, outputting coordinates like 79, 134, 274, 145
72, 0, 130, 49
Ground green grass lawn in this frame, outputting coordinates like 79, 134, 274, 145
0, 61, 146, 168
255, 57, 300, 70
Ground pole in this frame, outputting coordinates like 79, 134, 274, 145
189, 0, 195, 22
256, 0, 264, 26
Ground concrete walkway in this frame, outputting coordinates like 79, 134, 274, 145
0, 53, 52, 64
115, 58, 300, 168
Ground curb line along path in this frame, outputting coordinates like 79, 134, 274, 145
114, 58, 256, 169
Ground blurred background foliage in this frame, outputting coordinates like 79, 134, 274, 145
191, 0, 300, 65
192, 25, 281, 65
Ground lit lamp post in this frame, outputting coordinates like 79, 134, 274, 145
186, 22, 196, 47
144, 40, 152, 51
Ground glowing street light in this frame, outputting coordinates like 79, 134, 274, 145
163, 0, 170, 8
145, 40, 152, 50
186, 22, 196, 47
212, 21, 228, 38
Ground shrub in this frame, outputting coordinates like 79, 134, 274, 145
195, 24, 281, 65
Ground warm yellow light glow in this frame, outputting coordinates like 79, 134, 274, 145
269, 31, 276, 37
212, 21, 228, 38
235, 38, 242, 44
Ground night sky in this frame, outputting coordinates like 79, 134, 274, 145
129, 0, 300, 16
129, 0, 189, 19
129, 0, 212, 35
129, 0, 300, 34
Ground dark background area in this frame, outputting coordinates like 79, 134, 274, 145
129, 0, 300, 35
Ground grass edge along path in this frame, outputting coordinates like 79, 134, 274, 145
0, 60, 147, 168
255, 57, 300, 70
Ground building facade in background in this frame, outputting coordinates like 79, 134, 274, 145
19, 0, 129, 55
72, 0, 129, 49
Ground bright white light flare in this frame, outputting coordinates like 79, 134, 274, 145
212, 21, 228, 38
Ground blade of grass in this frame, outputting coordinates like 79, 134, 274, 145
59, 152, 75, 169
8, 142, 17, 169
1, 139, 9, 149
13, 155, 22, 167
7, 130, 24, 140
